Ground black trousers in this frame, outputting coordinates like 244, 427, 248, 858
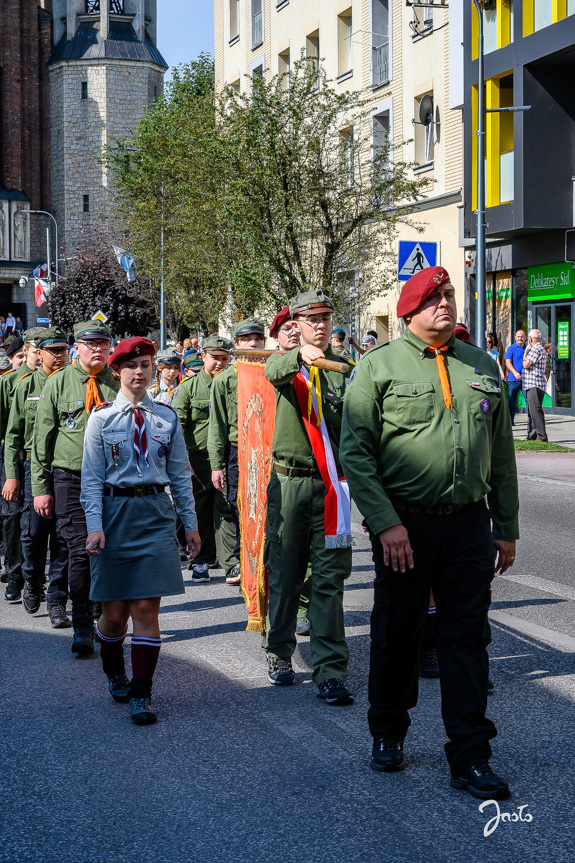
53, 468, 91, 627
526, 386, 548, 441
21, 459, 68, 604
226, 443, 240, 560
0, 446, 24, 587
368, 500, 497, 774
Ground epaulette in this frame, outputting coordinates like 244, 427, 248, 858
156, 401, 176, 412
94, 401, 112, 411
17, 372, 31, 383
48, 367, 66, 378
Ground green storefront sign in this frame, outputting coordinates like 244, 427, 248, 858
528, 262, 575, 302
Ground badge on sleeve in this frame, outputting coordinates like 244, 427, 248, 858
480, 399, 490, 414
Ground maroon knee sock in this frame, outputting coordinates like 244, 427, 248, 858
131, 637, 161, 682
96, 624, 127, 676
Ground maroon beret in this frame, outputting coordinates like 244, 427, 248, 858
108, 337, 155, 366
454, 324, 471, 342
269, 306, 292, 338
397, 266, 451, 318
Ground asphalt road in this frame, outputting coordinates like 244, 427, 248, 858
1, 476, 574, 863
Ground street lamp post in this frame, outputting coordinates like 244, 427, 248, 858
25, 210, 59, 289
473, 0, 486, 349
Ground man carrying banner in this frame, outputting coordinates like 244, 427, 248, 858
208, 318, 266, 585
263, 289, 354, 706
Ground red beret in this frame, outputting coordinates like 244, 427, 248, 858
454, 325, 471, 342
269, 306, 291, 338
108, 337, 155, 366
397, 266, 451, 318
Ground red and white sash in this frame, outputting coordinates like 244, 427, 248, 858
292, 366, 352, 549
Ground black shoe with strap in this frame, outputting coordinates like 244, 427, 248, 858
371, 738, 405, 772
316, 678, 354, 706
450, 762, 510, 799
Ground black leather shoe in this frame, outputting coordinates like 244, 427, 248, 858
4, 580, 22, 602
0, 568, 8, 584
450, 762, 510, 799
48, 605, 72, 629
22, 584, 42, 615
71, 628, 94, 656
370, 738, 405, 772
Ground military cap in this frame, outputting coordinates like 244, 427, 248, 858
0, 355, 11, 370
23, 327, 47, 345
269, 307, 291, 338
396, 266, 451, 319
109, 336, 155, 366
5, 336, 24, 357
74, 320, 113, 341
289, 289, 334, 316
35, 327, 68, 349
156, 348, 181, 365
232, 317, 265, 339
202, 335, 233, 353
4, 334, 17, 348
182, 349, 203, 368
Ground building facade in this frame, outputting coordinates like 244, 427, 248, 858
214, 0, 464, 342
0, 0, 167, 331
462, 0, 575, 413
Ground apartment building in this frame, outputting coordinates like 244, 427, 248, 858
214, 0, 464, 342
462, 1, 575, 414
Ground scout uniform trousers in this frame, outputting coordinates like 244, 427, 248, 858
21, 458, 68, 604
189, 451, 238, 571
263, 472, 352, 684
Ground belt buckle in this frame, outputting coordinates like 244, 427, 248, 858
135, 486, 144, 497
443, 503, 456, 515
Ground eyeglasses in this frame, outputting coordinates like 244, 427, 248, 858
77, 340, 111, 352
297, 313, 333, 329
41, 346, 67, 356
279, 323, 296, 334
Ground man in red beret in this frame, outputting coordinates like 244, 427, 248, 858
340, 266, 519, 799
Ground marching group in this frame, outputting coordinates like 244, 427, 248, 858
1, 265, 519, 802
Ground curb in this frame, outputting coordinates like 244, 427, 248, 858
517, 472, 575, 488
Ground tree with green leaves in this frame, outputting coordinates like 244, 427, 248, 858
109, 54, 428, 326
47, 226, 156, 337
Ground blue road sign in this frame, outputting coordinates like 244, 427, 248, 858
398, 241, 438, 281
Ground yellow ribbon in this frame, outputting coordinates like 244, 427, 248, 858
307, 366, 322, 425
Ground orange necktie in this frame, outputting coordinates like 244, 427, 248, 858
85, 375, 102, 414
426, 346, 452, 409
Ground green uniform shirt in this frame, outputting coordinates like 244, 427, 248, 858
31, 362, 119, 496
207, 363, 238, 470
0, 363, 36, 444
265, 345, 351, 472
339, 328, 519, 541
4, 367, 50, 479
171, 369, 215, 453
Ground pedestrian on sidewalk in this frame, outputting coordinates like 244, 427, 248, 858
504, 330, 527, 424
341, 266, 519, 800
522, 329, 548, 442
81, 337, 200, 726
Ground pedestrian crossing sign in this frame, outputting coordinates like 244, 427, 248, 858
92, 310, 108, 323
397, 241, 439, 281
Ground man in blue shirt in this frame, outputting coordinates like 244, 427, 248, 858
504, 330, 526, 424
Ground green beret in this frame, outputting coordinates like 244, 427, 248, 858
289, 289, 334, 316
73, 320, 112, 341
331, 327, 346, 335
35, 327, 68, 349
23, 327, 49, 345
232, 317, 265, 339
202, 335, 233, 353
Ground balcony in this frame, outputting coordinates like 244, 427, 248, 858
252, 10, 263, 49
372, 42, 389, 87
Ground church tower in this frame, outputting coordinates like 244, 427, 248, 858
48, 1, 167, 250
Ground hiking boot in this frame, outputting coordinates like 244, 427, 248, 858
316, 678, 354, 706
107, 672, 131, 703
266, 654, 295, 686
48, 604, 72, 629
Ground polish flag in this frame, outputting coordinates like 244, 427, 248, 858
34, 278, 50, 306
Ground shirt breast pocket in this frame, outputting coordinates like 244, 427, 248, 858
466, 379, 501, 421
151, 431, 171, 459
102, 432, 129, 466
190, 398, 210, 422
392, 382, 435, 425
58, 399, 84, 429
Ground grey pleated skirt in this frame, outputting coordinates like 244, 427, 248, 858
89, 491, 185, 602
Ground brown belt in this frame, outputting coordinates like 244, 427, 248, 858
388, 496, 475, 517
273, 462, 321, 479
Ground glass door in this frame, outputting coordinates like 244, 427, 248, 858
530, 303, 574, 414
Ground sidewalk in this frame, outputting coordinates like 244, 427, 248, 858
513, 414, 575, 484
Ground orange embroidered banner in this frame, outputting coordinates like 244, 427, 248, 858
237, 360, 276, 633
